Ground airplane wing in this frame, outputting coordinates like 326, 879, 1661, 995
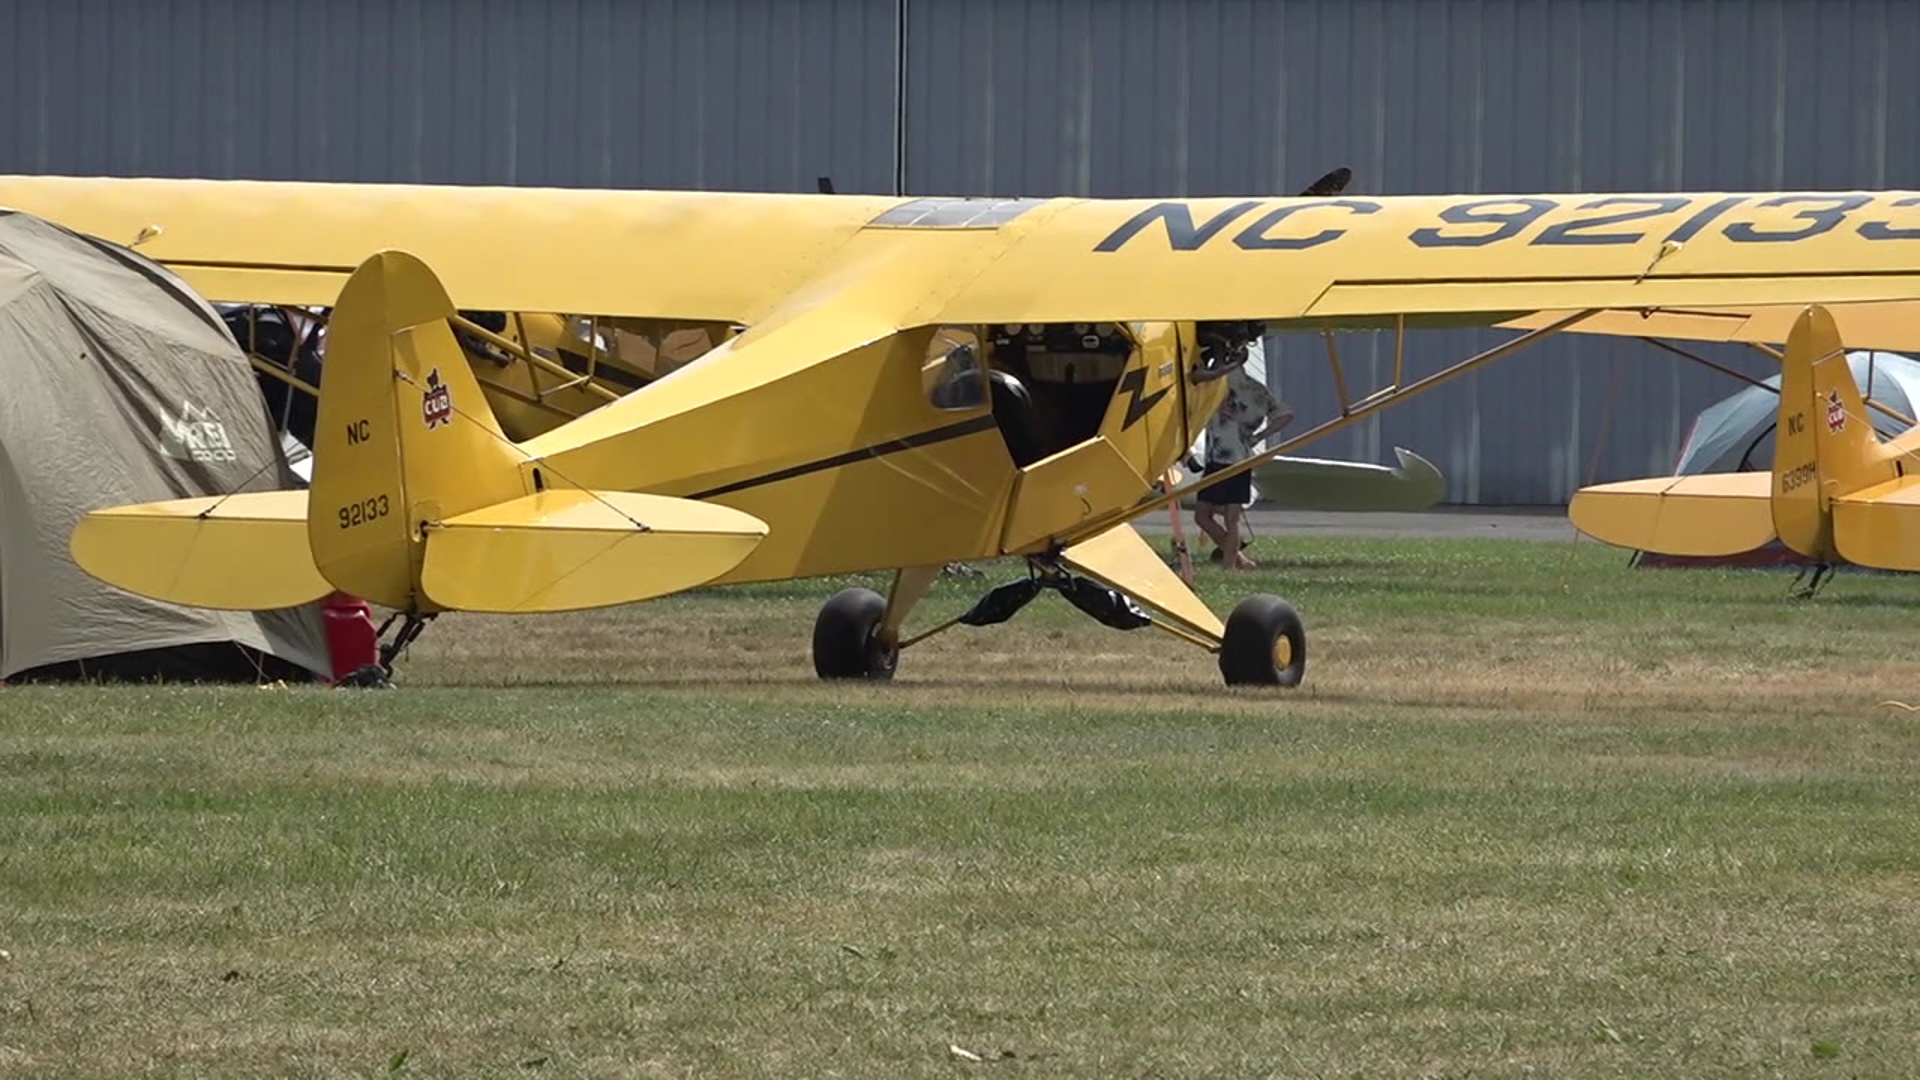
0, 175, 904, 324
933, 191, 1920, 325
9, 178, 1920, 331
1497, 301, 1920, 350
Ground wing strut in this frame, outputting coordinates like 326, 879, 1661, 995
1065, 308, 1604, 542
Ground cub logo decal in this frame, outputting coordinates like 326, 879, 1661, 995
422, 368, 453, 430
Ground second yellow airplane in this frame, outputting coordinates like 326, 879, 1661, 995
1573, 302, 1920, 590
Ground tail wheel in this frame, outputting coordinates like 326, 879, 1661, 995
1219, 594, 1307, 687
812, 587, 899, 680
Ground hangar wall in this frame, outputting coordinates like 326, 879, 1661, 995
4, 0, 1915, 504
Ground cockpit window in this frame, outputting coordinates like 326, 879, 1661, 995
923, 327, 987, 411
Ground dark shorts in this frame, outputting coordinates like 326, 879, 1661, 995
1196, 460, 1252, 507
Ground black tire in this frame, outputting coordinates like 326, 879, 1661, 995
812, 587, 898, 680
334, 663, 394, 689
1218, 594, 1307, 687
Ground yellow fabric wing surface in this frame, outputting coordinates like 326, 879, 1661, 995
0, 175, 903, 323
9, 178, 1920, 328
1568, 472, 1778, 556
420, 490, 768, 613
1499, 301, 1920, 350
69, 490, 332, 610
938, 191, 1920, 324
1834, 476, 1920, 571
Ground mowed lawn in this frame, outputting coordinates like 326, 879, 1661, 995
5, 535, 1920, 1078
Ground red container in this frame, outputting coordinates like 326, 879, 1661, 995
321, 591, 378, 683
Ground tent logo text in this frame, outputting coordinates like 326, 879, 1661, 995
159, 399, 237, 464
422, 368, 453, 430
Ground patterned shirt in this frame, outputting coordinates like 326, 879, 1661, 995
1205, 366, 1290, 466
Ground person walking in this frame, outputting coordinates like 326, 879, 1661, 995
1193, 342, 1292, 570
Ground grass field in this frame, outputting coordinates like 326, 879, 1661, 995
5, 534, 1920, 1077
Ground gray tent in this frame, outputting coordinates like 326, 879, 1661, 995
1635, 350, 1920, 568
0, 211, 330, 682
1672, 350, 1920, 475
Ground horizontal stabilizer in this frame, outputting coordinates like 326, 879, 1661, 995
1569, 472, 1776, 556
1252, 447, 1446, 511
420, 490, 769, 613
69, 490, 333, 610
1833, 476, 1920, 571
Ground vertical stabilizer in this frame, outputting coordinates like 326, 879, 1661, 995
308, 250, 528, 610
1771, 304, 1900, 561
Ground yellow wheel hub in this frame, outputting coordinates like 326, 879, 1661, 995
1272, 636, 1293, 669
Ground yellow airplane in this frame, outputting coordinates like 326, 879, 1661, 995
9, 175, 1920, 688
1569, 302, 1920, 592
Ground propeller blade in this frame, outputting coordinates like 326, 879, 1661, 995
1297, 166, 1352, 197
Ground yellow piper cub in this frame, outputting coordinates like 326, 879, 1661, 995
14, 173, 1920, 688
1570, 303, 1920, 591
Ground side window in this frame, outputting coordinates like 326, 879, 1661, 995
923, 326, 987, 411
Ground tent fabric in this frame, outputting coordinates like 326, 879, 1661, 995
0, 211, 330, 682
1635, 350, 1920, 569
1671, 350, 1920, 475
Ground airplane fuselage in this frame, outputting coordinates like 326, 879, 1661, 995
467, 314, 1226, 584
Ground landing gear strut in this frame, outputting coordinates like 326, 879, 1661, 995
1789, 562, 1835, 600
808, 558, 1308, 689
337, 610, 436, 689
951, 563, 1154, 632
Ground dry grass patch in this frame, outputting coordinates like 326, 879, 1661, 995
5, 537, 1920, 1076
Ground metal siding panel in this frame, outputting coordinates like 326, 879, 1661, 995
707, 0, 741, 190
0, 0, 1911, 502
1257, 0, 1913, 504
579, 0, 613, 188
1181, 0, 1222, 196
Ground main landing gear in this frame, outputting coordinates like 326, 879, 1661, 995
1218, 594, 1307, 687
336, 610, 437, 689
808, 560, 1308, 688
811, 587, 899, 679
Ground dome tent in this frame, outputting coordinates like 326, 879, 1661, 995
1634, 349, 1920, 568
0, 211, 329, 682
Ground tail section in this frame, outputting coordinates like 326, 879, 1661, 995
70, 491, 332, 611
73, 249, 770, 615
307, 250, 528, 610
1566, 471, 1777, 557
1571, 303, 1910, 563
1810, 309, 1920, 571
1768, 303, 1888, 559
310, 249, 770, 613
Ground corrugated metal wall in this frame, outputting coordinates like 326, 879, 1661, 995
4, 0, 1916, 503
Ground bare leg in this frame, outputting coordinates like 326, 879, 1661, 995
1194, 501, 1229, 554
1222, 503, 1256, 569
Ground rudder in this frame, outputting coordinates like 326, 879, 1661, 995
1771, 304, 1899, 561
309, 250, 528, 610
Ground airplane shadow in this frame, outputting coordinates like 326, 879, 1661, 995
435, 671, 1398, 705
1794, 591, 1920, 610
